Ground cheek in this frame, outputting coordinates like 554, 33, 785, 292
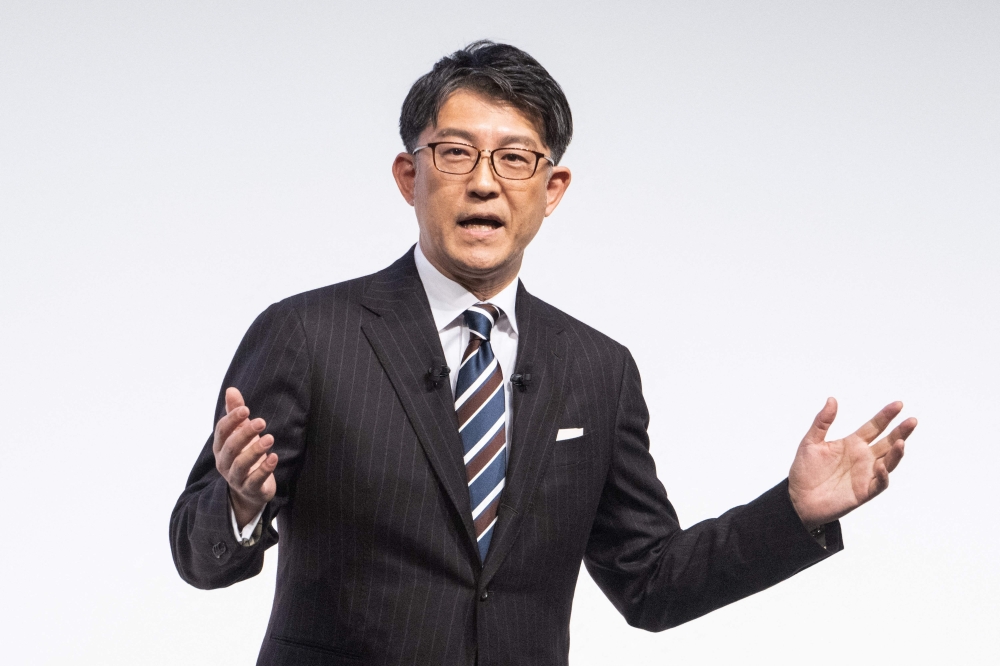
418, 178, 461, 217
414, 183, 450, 230
510, 190, 548, 237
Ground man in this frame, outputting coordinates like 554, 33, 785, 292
171, 41, 915, 665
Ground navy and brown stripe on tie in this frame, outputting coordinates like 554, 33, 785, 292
455, 303, 507, 561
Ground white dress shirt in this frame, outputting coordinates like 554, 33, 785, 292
231, 243, 520, 543
413, 242, 520, 438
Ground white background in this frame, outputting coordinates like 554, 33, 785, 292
2, 2, 998, 664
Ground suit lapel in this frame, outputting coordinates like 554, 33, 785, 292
360, 250, 478, 550
481, 283, 568, 585
360, 254, 570, 573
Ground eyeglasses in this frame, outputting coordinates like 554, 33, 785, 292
412, 142, 554, 180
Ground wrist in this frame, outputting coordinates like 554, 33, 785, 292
228, 488, 265, 530
787, 484, 823, 532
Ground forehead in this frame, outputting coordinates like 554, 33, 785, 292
422, 89, 545, 150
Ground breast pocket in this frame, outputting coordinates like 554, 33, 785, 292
550, 432, 590, 468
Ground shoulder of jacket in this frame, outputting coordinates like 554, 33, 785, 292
265, 261, 402, 319
524, 292, 630, 363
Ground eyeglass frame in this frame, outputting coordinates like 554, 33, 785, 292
411, 141, 555, 180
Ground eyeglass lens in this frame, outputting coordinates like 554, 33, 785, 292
432, 143, 538, 180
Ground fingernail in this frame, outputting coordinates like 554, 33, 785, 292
253, 418, 265, 430
239, 407, 250, 418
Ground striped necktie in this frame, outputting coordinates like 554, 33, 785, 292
455, 303, 507, 562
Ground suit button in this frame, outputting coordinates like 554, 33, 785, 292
212, 542, 227, 558
479, 590, 488, 601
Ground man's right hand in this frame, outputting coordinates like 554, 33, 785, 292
213, 387, 278, 530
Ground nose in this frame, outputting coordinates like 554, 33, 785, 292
467, 150, 501, 199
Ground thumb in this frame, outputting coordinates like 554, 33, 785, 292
803, 397, 837, 444
225, 387, 245, 414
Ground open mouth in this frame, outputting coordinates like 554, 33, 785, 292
458, 216, 504, 230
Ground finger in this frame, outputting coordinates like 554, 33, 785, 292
870, 416, 918, 459
882, 438, 905, 474
248, 451, 267, 474
229, 433, 274, 485
220, 418, 266, 470
868, 457, 890, 498
213, 405, 250, 455
242, 453, 279, 502
225, 387, 245, 414
854, 401, 903, 444
802, 397, 838, 444
217, 417, 266, 472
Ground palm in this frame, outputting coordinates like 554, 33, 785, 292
788, 399, 916, 530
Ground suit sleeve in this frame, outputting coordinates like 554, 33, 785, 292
583, 350, 843, 631
169, 300, 312, 589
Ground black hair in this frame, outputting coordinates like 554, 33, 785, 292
399, 40, 573, 164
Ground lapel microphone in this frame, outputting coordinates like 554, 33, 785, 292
426, 363, 451, 390
510, 371, 532, 392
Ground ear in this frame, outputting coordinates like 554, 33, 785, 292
392, 152, 417, 206
544, 165, 572, 217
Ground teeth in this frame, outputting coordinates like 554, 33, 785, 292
460, 218, 501, 227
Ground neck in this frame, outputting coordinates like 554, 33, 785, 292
468, 279, 512, 301
421, 248, 519, 301
453, 268, 516, 302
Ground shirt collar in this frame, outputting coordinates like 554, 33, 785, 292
414, 242, 520, 335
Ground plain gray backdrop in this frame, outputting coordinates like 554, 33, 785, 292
2, 1, 997, 664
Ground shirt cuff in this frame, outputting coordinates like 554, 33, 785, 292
229, 498, 265, 547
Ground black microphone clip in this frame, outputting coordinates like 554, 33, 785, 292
510, 372, 532, 392
426, 363, 451, 390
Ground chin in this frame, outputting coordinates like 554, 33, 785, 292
453, 249, 509, 276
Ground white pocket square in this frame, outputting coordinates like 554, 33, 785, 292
556, 428, 584, 441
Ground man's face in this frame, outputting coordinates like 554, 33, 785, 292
392, 89, 571, 292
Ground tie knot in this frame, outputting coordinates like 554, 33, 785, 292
464, 303, 501, 340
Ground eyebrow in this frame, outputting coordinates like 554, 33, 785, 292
433, 128, 541, 151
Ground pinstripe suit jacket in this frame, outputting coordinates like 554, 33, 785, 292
170, 248, 841, 665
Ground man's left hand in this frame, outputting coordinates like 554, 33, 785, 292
788, 398, 917, 530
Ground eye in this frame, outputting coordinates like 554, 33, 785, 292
499, 150, 531, 164
439, 144, 475, 158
